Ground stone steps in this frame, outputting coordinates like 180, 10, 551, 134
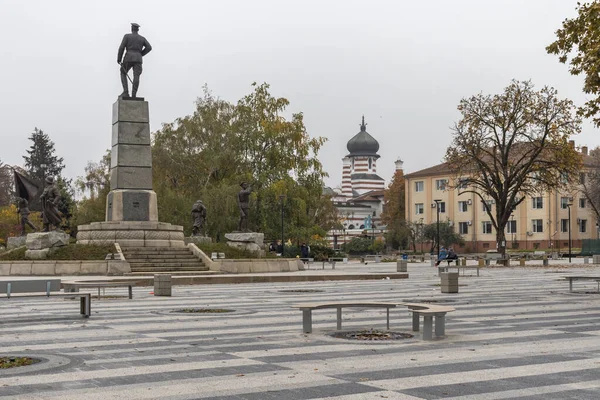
125, 270, 217, 276
122, 246, 208, 273
130, 266, 209, 272
129, 262, 207, 268
125, 254, 198, 262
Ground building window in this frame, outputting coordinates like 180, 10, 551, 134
368, 158, 372, 170
482, 221, 492, 234
506, 220, 517, 234
458, 201, 468, 212
415, 203, 424, 215
532, 197, 543, 209
532, 219, 543, 233
351, 159, 355, 170
579, 198, 586, 208
580, 219, 587, 233
458, 178, 468, 189
561, 219, 569, 233
415, 181, 424, 192
438, 202, 446, 213
435, 179, 448, 190
580, 172, 586, 184
482, 200, 493, 212
459, 222, 469, 235
560, 197, 570, 209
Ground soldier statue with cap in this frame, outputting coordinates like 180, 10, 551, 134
117, 23, 152, 98
40, 176, 62, 232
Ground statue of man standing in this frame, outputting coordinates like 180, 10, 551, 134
191, 200, 207, 236
40, 176, 62, 232
237, 182, 252, 232
117, 23, 152, 98
16, 197, 38, 236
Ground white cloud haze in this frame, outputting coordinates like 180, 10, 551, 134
0, 0, 596, 189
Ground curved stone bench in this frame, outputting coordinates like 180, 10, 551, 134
293, 301, 455, 340
293, 301, 398, 333
403, 303, 455, 340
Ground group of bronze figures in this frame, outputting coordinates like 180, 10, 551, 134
16, 176, 62, 236
191, 183, 252, 236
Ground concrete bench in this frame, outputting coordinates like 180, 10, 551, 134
403, 303, 455, 340
438, 265, 482, 277
63, 281, 140, 299
563, 276, 600, 292
363, 255, 381, 263
0, 279, 91, 318
293, 301, 397, 333
483, 252, 502, 260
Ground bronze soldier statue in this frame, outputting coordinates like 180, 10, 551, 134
191, 200, 207, 236
16, 197, 38, 236
40, 176, 62, 232
117, 23, 152, 98
237, 182, 251, 232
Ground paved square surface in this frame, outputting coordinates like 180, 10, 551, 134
2, 263, 600, 399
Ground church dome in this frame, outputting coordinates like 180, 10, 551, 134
346, 116, 380, 157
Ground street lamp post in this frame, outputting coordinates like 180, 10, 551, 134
434, 199, 442, 259
279, 195, 285, 256
567, 198, 573, 263
418, 218, 424, 254
511, 214, 515, 248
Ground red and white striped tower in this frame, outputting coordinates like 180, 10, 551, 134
341, 157, 353, 197
345, 116, 385, 196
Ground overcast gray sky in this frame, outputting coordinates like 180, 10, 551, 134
1, 0, 596, 189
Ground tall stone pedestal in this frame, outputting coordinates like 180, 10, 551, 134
107, 99, 157, 222
77, 98, 185, 250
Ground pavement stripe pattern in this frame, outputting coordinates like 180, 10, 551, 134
1, 265, 600, 399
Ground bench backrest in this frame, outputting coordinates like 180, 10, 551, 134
0, 279, 61, 296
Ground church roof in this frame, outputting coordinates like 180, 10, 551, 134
347, 116, 380, 157
350, 173, 385, 181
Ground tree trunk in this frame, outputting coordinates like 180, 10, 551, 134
496, 229, 507, 265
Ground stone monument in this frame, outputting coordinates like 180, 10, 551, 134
186, 200, 212, 245
224, 183, 264, 253
76, 24, 183, 248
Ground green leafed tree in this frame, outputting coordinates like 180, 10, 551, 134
235, 82, 328, 231
0, 160, 13, 207
71, 151, 111, 231
422, 222, 465, 252
547, 1, 600, 127
152, 83, 330, 242
22, 128, 66, 211
445, 80, 582, 260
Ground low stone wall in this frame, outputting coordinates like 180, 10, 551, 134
214, 258, 304, 273
0, 260, 130, 276
187, 243, 305, 273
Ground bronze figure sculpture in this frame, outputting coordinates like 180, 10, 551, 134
237, 182, 251, 232
16, 197, 38, 236
117, 23, 152, 98
40, 176, 62, 232
191, 200, 207, 236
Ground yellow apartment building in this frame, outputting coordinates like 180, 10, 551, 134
404, 146, 598, 253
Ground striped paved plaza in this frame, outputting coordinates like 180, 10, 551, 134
1, 264, 600, 399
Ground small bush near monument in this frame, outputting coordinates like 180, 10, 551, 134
0, 244, 114, 261
0, 357, 39, 369
198, 242, 275, 259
